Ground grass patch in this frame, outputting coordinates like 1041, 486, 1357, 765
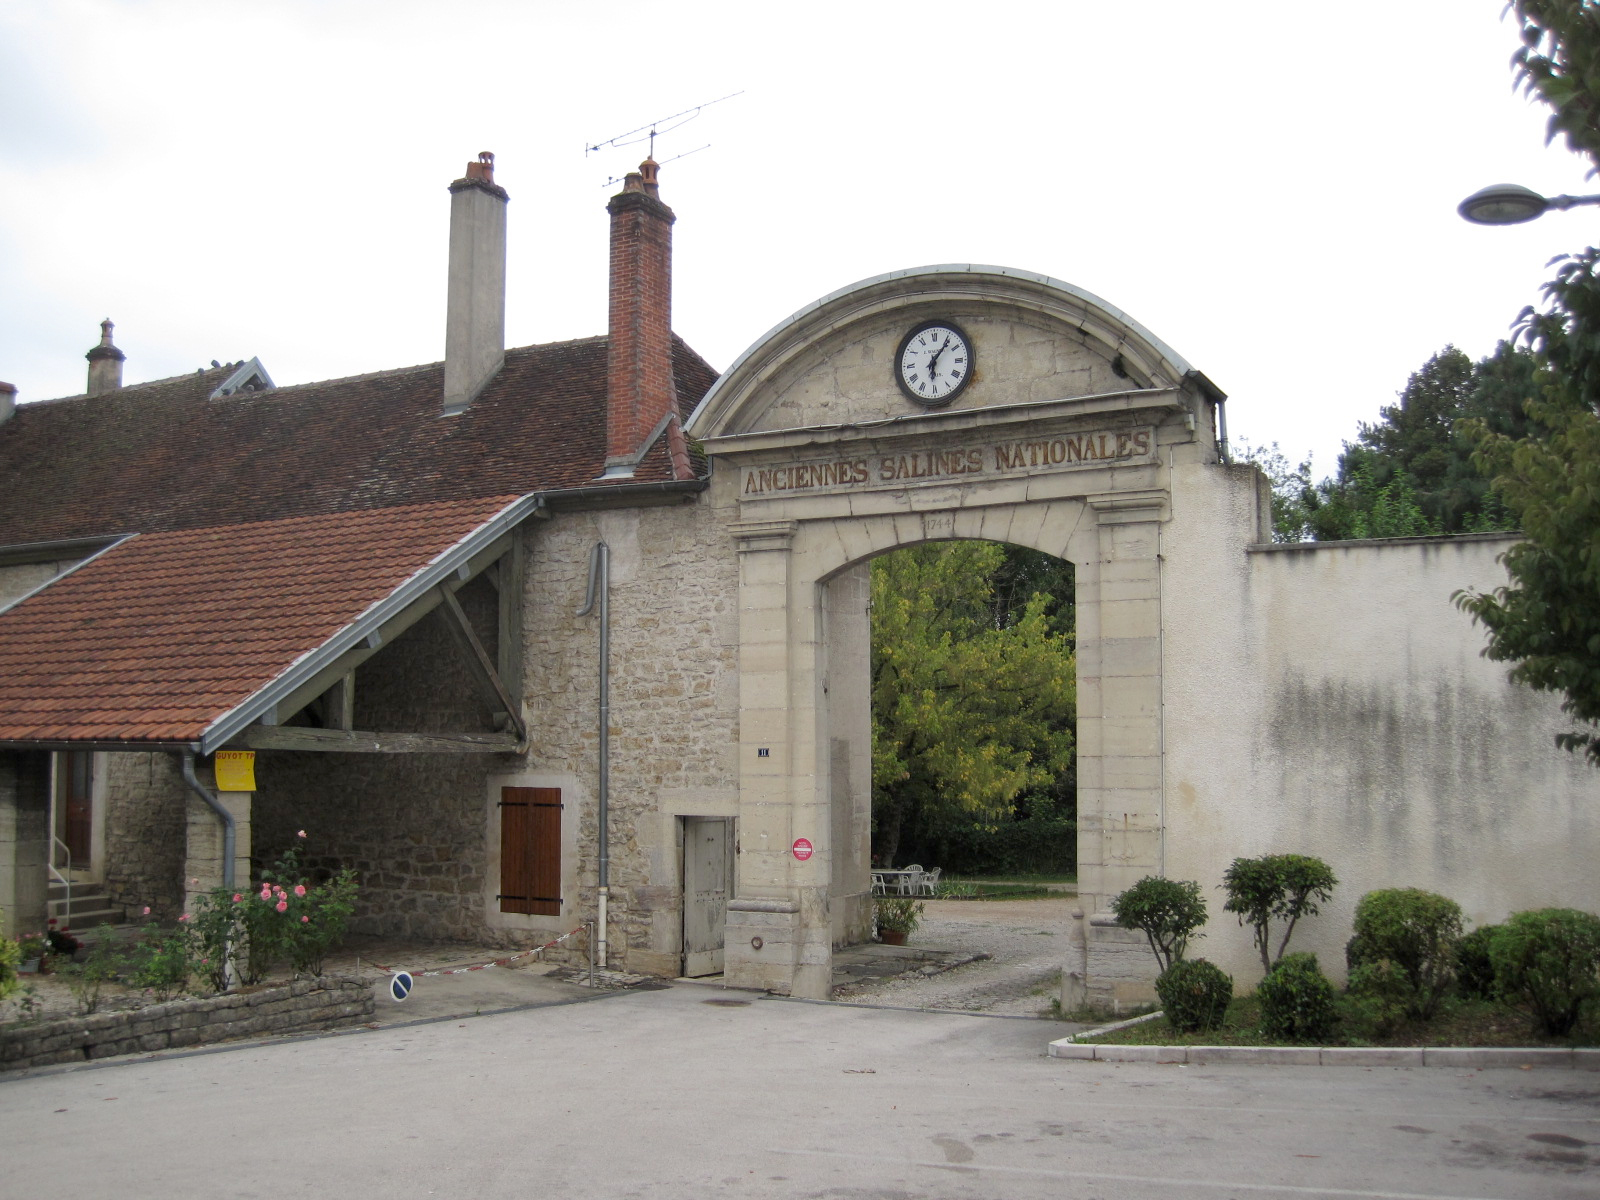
936, 881, 1059, 901
947, 873, 1077, 886
1080, 992, 1599, 1048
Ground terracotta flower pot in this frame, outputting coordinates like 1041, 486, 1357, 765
879, 930, 907, 946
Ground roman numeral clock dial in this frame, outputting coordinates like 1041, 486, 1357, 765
895, 320, 973, 406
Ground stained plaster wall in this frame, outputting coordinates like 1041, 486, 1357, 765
0, 560, 78, 609
1158, 458, 1600, 990
515, 499, 740, 976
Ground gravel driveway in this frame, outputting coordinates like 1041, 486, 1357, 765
835, 896, 1077, 1017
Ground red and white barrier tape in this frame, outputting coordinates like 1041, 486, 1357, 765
364, 926, 586, 978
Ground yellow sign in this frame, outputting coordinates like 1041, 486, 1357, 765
215, 750, 257, 792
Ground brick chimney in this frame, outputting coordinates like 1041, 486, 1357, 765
0, 381, 15, 426
604, 159, 688, 478
86, 319, 125, 396
443, 152, 509, 417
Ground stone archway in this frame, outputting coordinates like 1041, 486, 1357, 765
686, 266, 1233, 999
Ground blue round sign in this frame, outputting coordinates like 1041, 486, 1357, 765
390, 971, 414, 1002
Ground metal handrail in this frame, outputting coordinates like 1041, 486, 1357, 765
47, 835, 72, 930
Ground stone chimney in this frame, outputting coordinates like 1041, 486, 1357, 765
604, 159, 687, 478
0, 381, 15, 426
442, 152, 509, 417
86, 319, 125, 396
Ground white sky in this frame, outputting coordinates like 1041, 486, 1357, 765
3, 0, 1595, 480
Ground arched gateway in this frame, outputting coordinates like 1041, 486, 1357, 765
687, 265, 1240, 1000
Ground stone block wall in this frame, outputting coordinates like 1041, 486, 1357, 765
254, 751, 492, 942
0, 976, 373, 1071
102, 752, 188, 919
521, 500, 740, 973
249, 577, 503, 942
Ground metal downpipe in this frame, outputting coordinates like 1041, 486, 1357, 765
577, 542, 610, 969
179, 750, 235, 888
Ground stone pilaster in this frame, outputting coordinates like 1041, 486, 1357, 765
0, 751, 50, 940
183, 759, 252, 913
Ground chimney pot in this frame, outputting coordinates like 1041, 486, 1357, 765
0, 380, 15, 426
443, 152, 510, 416
85, 318, 126, 396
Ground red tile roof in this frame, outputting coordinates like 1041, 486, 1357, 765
0, 336, 717, 546
0, 496, 522, 744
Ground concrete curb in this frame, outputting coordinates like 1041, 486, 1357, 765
1047, 1038, 1600, 1070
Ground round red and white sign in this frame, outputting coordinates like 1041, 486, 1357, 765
791, 838, 814, 861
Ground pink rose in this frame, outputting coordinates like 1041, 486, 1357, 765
297, 830, 307, 839
301, 916, 309, 924
232, 893, 242, 903
142, 906, 151, 916
294, 885, 306, 897
179, 913, 191, 923
275, 901, 288, 913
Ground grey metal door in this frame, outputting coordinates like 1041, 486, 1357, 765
682, 817, 733, 976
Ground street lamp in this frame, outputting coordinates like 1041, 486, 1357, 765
1458, 183, 1600, 225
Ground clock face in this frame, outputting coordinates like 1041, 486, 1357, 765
896, 320, 973, 406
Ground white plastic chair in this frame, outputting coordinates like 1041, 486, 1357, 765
919, 866, 941, 896
899, 865, 923, 896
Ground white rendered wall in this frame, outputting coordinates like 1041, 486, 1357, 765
1161, 459, 1600, 987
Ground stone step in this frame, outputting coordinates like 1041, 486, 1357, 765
47, 884, 124, 929
49, 906, 126, 931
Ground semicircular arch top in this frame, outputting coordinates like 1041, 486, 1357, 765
686, 264, 1202, 439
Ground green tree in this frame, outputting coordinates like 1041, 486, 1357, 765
1456, 0, 1600, 764
870, 541, 1076, 864
1303, 345, 1533, 541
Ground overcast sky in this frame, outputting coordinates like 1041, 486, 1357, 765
3, 0, 1595, 480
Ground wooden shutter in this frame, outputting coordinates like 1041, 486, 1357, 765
499, 787, 561, 915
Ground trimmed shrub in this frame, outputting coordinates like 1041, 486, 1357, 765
1111, 877, 1207, 972
1156, 958, 1233, 1033
1257, 952, 1339, 1043
1454, 925, 1502, 1001
1350, 888, 1463, 1020
1343, 958, 1411, 1040
1489, 908, 1600, 1037
1222, 854, 1338, 973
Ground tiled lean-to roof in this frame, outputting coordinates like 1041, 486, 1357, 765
0, 335, 717, 546
0, 496, 526, 745
0, 333, 716, 747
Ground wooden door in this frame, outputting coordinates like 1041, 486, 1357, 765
61, 751, 93, 868
499, 787, 561, 915
682, 817, 733, 977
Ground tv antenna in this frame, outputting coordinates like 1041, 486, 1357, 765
586, 90, 742, 183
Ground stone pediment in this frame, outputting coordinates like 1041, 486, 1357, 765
686, 264, 1220, 443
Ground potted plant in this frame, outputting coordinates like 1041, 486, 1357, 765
17, 932, 47, 974
874, 896, 924, 946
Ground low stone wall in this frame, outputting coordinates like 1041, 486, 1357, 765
0, 975, 373, 1072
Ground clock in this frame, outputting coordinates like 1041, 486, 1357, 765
895, 320, 973, 406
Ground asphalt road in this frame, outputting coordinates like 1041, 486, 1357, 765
2, 982, 1596, 1199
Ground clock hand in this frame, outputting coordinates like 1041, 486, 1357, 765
926, 336, 949, 378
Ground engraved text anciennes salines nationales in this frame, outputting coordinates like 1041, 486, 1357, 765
741, 428, 1154, 496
